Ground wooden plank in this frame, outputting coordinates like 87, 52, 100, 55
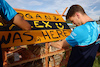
8, 48, 71, 67
14, 8, 62, 16
14, 8, 65, 22
61, 7, 68, 16
45, 43, 49, 67
55, 10, 60, 14
0, 21, 70, 31
1, 29, 71, 48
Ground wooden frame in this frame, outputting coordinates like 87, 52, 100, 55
7, 44, 71, 67
1, 7, 72, 67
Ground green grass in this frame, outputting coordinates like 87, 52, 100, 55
93, 56, 100, 67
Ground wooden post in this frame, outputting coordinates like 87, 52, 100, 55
65, 47, 70, 67
61, 7, 68, 16
55, 10, 59, 14
45, 43, 49, 67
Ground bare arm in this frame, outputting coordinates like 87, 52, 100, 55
1, 14, 31, 30
50, 39, 70, 49
12, 14, 31, 30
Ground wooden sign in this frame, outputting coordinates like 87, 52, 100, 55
0, 8, 71, 48
1, 29, 71, 48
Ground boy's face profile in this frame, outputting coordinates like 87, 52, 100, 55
69, 12, 82, 26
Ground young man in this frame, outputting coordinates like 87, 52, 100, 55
50, 4, 99, 67
0, 0, 31, 67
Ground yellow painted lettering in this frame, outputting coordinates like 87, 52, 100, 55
34, 21, 44, 28
55, 23, 64, 29
9, 24, 15, 30
42, 21, 52, 28
0, 23, 3, 26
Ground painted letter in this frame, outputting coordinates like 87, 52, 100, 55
13, 32, 23, 43
34, 21, 44, 28
42, 21, 52, 28
0, 33, 11, 44
42, 30, 51, 40
23, 32, 33, 41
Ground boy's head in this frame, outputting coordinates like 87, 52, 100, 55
66, 4, 86, 26
66, 4, 86, 19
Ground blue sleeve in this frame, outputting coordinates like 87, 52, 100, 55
0, 0, 17, 21
99, 26, 100, 34
66, 27, 88, 47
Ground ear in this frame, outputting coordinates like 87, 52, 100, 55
75, 12, 80, 19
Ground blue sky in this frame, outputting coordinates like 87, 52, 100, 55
6, 0, 100, 20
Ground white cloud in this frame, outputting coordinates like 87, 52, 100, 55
45, 0, 100, 20
6, 0, 100, 20
6, 0, 43, 9
29, 1, 43, 6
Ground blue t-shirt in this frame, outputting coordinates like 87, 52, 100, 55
66, 21, 99, 47
0, 0, 17, 21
